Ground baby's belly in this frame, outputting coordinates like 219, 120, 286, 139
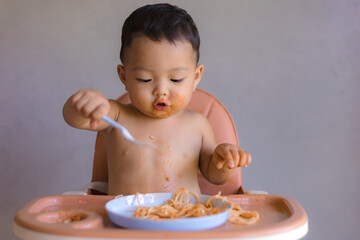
107, 146, 200, 196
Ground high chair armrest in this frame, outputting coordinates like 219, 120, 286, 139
62, 182, 108, 195
245, 190, 269, 195
62, 191, 87, 195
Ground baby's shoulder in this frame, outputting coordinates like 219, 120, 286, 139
183, 108, 206, 119
110, 99, 127, 108
108, 99, 134, 120
183, 109, 212, 130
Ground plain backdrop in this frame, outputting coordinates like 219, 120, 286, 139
1, 0, 360, 239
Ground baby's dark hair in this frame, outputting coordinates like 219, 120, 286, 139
120, 3, 200, 64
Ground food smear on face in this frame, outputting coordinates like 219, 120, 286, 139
152, 100, 171, 117
151, 94, 188, 118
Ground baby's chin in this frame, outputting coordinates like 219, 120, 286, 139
142, 107, 183, 118
132, 102, 186, 118
150, 110, 178, 118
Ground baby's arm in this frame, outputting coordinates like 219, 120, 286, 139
62, 89, 119, 131
198, 117, 252, 185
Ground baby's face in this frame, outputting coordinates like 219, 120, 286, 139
118, 36, 203, 118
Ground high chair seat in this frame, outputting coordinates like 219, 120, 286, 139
90, 88, 244, 195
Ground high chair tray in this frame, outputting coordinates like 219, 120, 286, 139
14, 194, 308, 240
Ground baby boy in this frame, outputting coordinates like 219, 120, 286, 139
63, 3, 251, 195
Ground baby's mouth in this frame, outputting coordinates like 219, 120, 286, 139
153, 99, 170, 111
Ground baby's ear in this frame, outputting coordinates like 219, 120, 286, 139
117, 65, 126, 86
193, 64, 204, 91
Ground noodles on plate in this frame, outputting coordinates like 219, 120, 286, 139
132, 188, 259, 225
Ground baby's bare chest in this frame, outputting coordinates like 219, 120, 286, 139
106, 121, 202, 165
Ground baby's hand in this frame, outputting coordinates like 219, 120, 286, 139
213, 143, 252, 169
71, 89, 110, 129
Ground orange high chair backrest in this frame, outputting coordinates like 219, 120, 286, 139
90, 88, 245, 195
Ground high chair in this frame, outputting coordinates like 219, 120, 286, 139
14, 88, 308, 240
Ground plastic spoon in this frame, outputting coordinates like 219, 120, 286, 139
102, 116, 154, 148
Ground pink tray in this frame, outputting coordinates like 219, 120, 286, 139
14, 194, 308, 239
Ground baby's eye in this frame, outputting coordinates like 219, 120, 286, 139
170, 78, 184, 83
136, 78, 151, 83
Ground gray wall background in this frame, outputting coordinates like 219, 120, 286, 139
1, 0, 359, 239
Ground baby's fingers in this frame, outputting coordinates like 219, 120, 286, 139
71, 90, 109, 119
72, 92, 89, 112
214, 145, 233, 169
228, 148, 240, 168
90, 104, 108, 120
238, 150, 251, 167
88, 104, 108, 130
71, 90, 84, 103
216, 159, 225, 169
244, 153, 252, 167
81, 99, 101, 118
89, 119, 99, 130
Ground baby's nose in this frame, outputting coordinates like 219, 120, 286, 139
153, 82, 169, 96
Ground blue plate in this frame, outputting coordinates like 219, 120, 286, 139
105, 192, 230, 231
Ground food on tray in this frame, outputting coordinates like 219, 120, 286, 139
133, 188, 259, 225
57, 211, 86, 223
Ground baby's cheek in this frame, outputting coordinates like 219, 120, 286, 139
134, 96, 150, 110
171, 94, 187, 110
